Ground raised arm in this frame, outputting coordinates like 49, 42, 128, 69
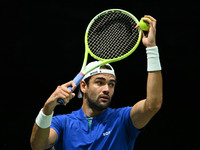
30, 81, 76, 149
130, 16, 163, 129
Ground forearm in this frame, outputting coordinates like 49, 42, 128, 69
146, 71, 163, 110
30, 108, 54, 150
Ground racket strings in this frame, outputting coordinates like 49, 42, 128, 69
88, 12, 139, 59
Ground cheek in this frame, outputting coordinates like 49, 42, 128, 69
87, 87, 100, 99
110, 89, 115, 97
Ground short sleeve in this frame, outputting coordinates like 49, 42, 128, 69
119, 106, 141, 139
50, 115, 65, 141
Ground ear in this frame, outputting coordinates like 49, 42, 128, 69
80, 80, 87, 94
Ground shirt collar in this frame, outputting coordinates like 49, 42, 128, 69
76, 107, 112, 121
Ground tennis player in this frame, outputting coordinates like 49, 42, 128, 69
30, 15, 162, 150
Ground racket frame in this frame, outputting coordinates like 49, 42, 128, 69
84, 9, 142, 67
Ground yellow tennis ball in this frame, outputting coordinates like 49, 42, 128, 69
139, 17, 151, 31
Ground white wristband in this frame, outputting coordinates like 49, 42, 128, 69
146, 46, 162, 72
35, 108, 54, 129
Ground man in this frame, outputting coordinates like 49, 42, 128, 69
30, 15, 162, 150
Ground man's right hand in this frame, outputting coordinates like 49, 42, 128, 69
43, 81, 76, 115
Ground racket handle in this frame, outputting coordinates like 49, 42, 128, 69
57, 72, 85, 105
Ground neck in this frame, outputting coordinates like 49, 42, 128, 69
82, 99, 106, 117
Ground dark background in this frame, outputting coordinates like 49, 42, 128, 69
1, 0, 199, 149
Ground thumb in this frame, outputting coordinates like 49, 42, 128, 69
63, 81, 77, 91
71, 81, 77, 91
72, 93, 76, 98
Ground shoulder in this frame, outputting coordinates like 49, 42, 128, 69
51, 109, 81, 131
108, 107, 140, 132
52, 108, 83, 123
112, 106, 132, 116
108, 106, 132, 112
52, 109, 80, 120
115, 106, 132, 112
104, 107, 132, 122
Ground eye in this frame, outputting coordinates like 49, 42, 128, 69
96, 81, 103, 86
109, 83, 115, 87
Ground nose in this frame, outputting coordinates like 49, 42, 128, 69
102, 84, 109, 94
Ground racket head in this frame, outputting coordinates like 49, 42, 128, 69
85, 9, 142, 65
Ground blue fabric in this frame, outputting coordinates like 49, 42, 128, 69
50, 107, 140, 150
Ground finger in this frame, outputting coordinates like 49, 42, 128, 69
62, 93, 75, 106
62, 81, 73, 88
55, 86, 69, 98
141, 17, 154, 33
60, 87, 70, 97
71, 81, 77, 91
62, 81, 77, 91
144, 15, 157, 28
144, 15, 156, 22
72, 93, 76, 98
57, 92, 73, 106
61, 84, 72, 94
54, 92, 68, 105
60, 86, 76, 100
142, 18, 151, 24
135, 24, 139, 29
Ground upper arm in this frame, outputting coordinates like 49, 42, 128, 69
130, 99, 160, 130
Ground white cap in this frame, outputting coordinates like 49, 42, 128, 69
82, 61, 116, 80
78, 61, 116, 98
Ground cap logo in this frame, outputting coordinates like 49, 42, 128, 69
90, 71, 98, 76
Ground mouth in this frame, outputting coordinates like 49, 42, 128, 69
99, 95, 110, 102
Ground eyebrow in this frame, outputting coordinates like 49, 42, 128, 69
94, 77, 117, 83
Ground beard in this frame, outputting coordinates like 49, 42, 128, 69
86, 94, 112, 111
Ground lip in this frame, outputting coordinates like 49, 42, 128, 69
99, 95, 110, 102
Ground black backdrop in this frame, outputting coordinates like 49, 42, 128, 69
1, 0, 199, 149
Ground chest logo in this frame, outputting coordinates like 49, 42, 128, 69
103, 130, 111, 136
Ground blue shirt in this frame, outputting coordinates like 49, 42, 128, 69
50, 107, 140, 150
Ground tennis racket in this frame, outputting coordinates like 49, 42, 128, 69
58, 9, 142, 105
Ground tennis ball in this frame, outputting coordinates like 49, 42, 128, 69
139, 17, 151, 31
